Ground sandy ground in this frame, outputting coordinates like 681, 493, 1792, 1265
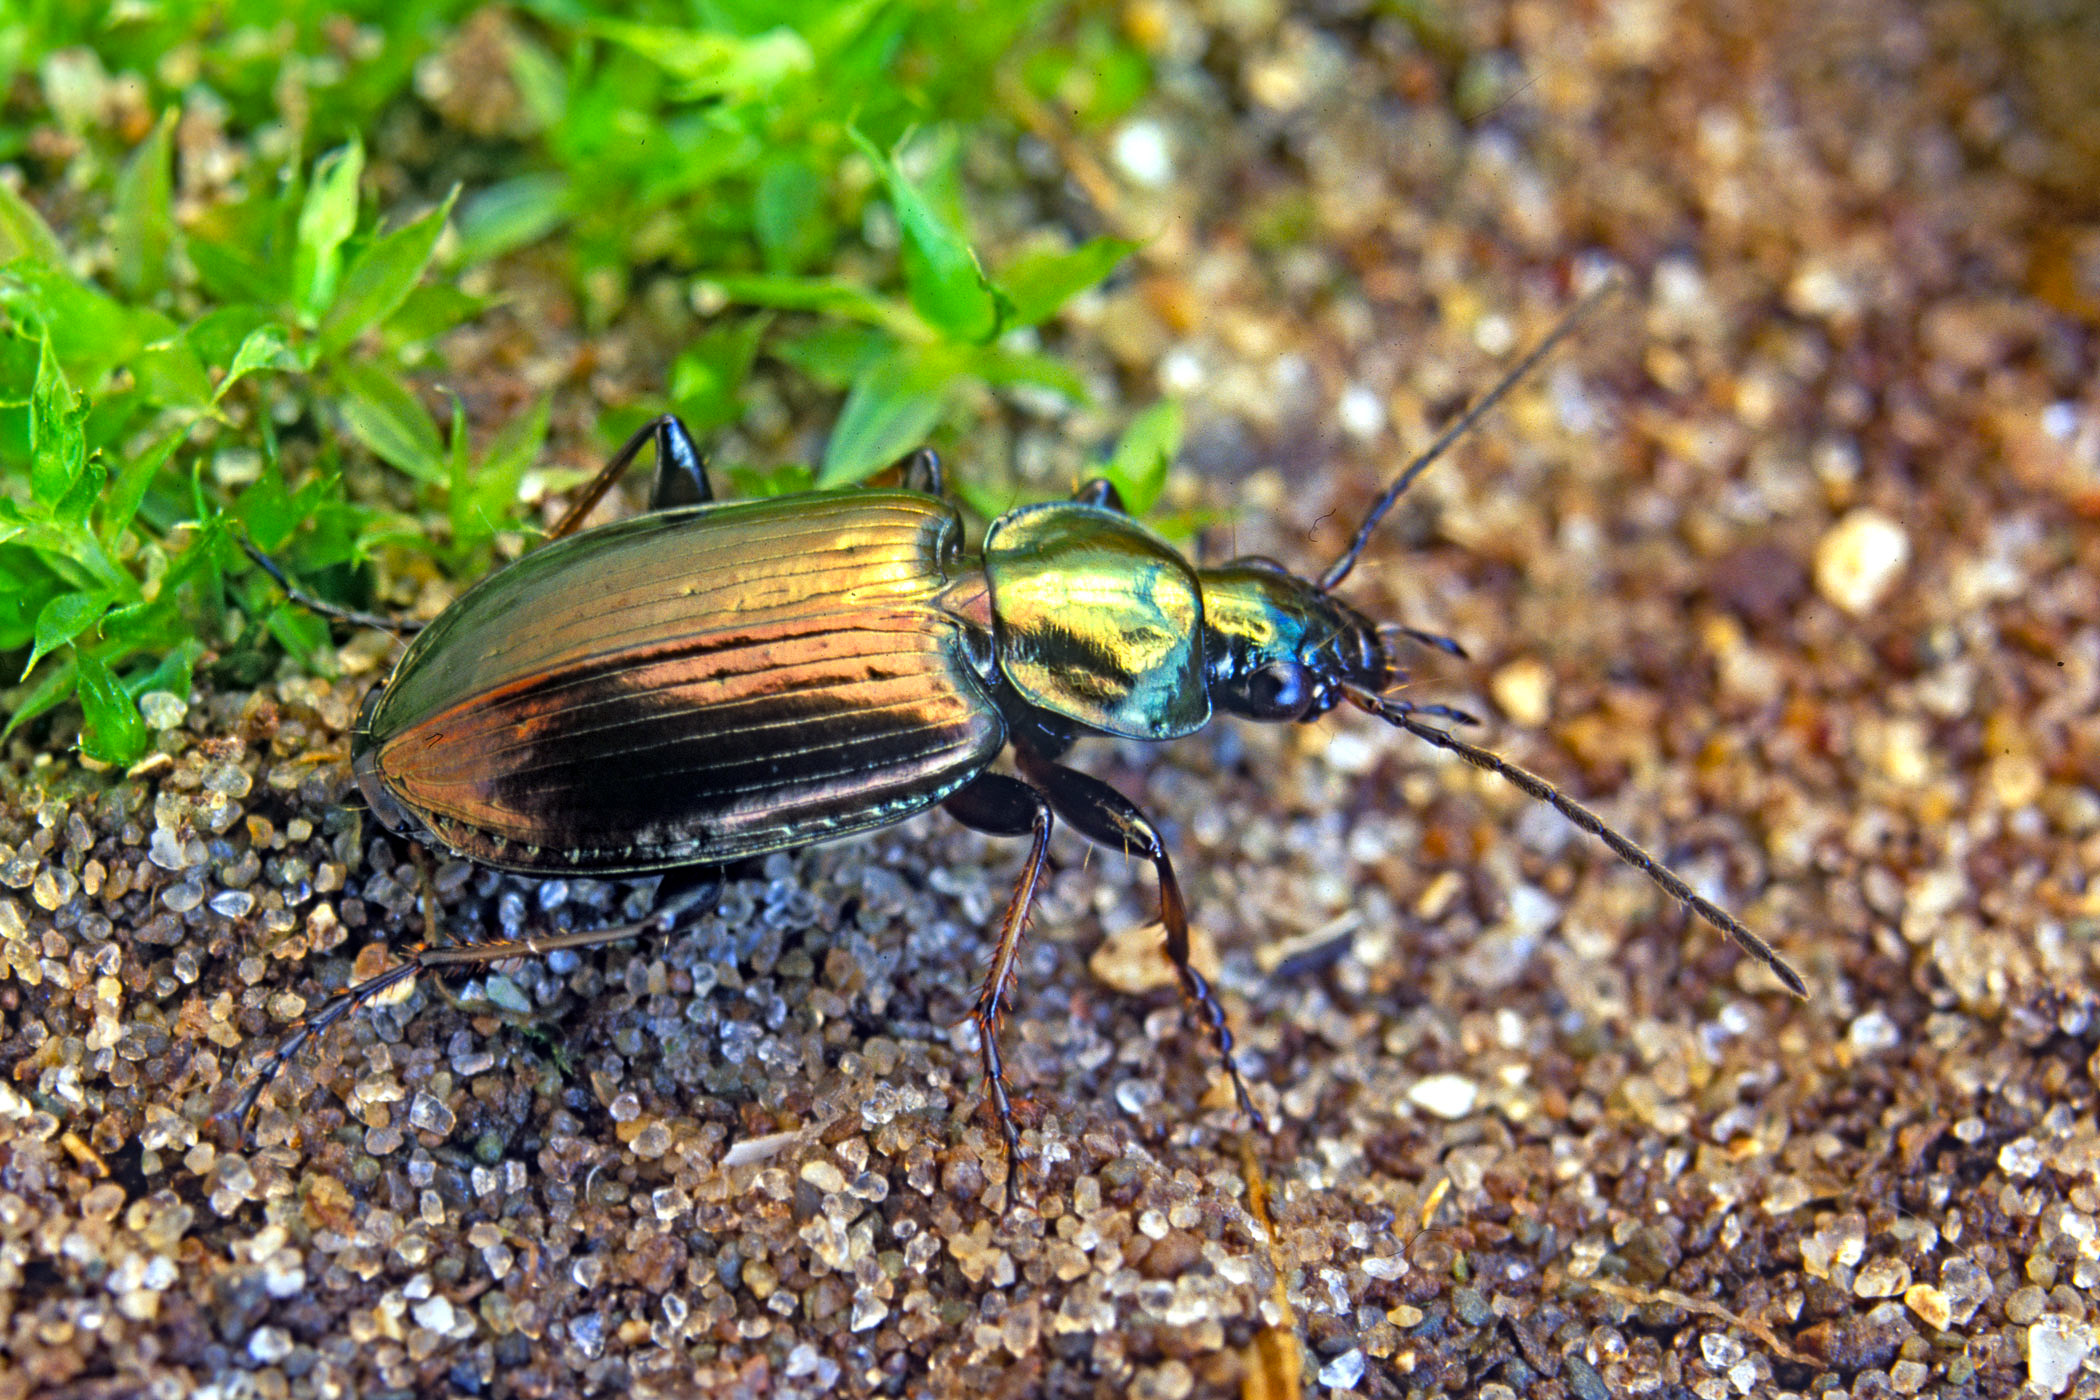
4, 1, 2099, 1396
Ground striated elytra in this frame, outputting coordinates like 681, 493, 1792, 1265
232, 287, 1805, 1205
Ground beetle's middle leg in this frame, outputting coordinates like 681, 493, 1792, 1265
942, 772, 1055, 1208
1014, 752, 1265, 1132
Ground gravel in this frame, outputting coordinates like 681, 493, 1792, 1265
4, 0, 2097, 1396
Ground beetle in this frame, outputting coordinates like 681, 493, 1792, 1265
228, 288, 1804, 1203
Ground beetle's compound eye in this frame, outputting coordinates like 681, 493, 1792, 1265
1243, 661, 1314, 721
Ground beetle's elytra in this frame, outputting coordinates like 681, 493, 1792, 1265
231, 288, 1806, 1205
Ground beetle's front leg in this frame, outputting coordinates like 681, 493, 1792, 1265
943, 772, 1055, 1209
1015, 752, 1265, 1132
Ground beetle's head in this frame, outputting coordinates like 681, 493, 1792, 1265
1198, 560, 1395, 723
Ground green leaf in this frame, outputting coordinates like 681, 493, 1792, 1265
456, 174, 570, 264
333, 361, 445, 484
2, 260, 157, 387
723, 461, 817, 498
3, 658, 77, 741
233, 456, 302, 552
188, 239, 280, 306
75, 651, 148, 766
128, 638, 202, 707
505, 29, 568, 131
668, 315, 767, 433
446, 393, 474, 546
754, 158, 826, 273
470, 394, 549, 531
52, 457, 107, 534
772, 323, 890, 390
593, 21, 815, 100
28, 333, 86, 513
99, 424, 183, 544
998, 236, 1135, 327
975, 345, 1090, 403
380, 283, 493, 347
820, 352, 947, 489
0, 182, 66, 267
25, 591, 108, 680
704, 273, 903, 328
849, 127, 1003, 342
0, 182, 64, 266
293, 139, 365, 324
318, 187, 457, 358
111, 110, 176, 298
130, 334, 213, 411
212, 324, 296, 404
1103, 400, 1182, 516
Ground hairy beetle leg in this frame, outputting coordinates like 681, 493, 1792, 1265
239, 537, 422, 637
944, 774, 1056, 1210
218, 874, 721, 1141
549, 413, 713, 541
1071, 477, 1127, 513
896, 448, 944, 497
1017, 753, 1266, 1133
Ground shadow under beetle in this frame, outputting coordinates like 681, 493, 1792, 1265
230, 286, 1805, 1205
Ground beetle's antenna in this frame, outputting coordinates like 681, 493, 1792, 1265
239, 537, 423, 637
1345, 686, 1806, 997
1320, 276, 1621, 592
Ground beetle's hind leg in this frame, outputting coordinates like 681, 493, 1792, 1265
943, 773, 1055, 1210
240, 539, 422, 637
1071, 478, 1126, 512
895, 448, 945, 497
218, 957, 424, 1135
218, 873, 721, 1141
549, 413, 713, 540
1016, 753, 1266, 1133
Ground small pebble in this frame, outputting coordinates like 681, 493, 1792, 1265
1089, 918, 1218, 993
2028, 1316, 2094, 1396
1490, 658, 1552, 728
1855, 1257, 1910, 1297
1904, 1283, 1953, 1330
1317, 1349, 1366, 1388
412, 1296, 455, 1333
1112, 120, 1172, 188
138, 692, 187, 729
1407, 1073, 1479, 1119
1813, 509, 1909, 616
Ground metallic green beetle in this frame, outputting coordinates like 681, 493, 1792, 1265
234, 295, 1804, 1204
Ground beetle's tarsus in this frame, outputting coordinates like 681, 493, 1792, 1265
945, 772, 1057, 1211
223, 958, 423, 1139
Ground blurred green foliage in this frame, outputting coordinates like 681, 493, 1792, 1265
0, 1, 1175, 765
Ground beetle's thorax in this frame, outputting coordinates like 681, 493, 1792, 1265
1198, 560, 1394, 722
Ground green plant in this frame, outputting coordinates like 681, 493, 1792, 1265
0, 1, 1164, 768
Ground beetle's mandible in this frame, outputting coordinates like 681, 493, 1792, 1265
229, 286, 1806, 1206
